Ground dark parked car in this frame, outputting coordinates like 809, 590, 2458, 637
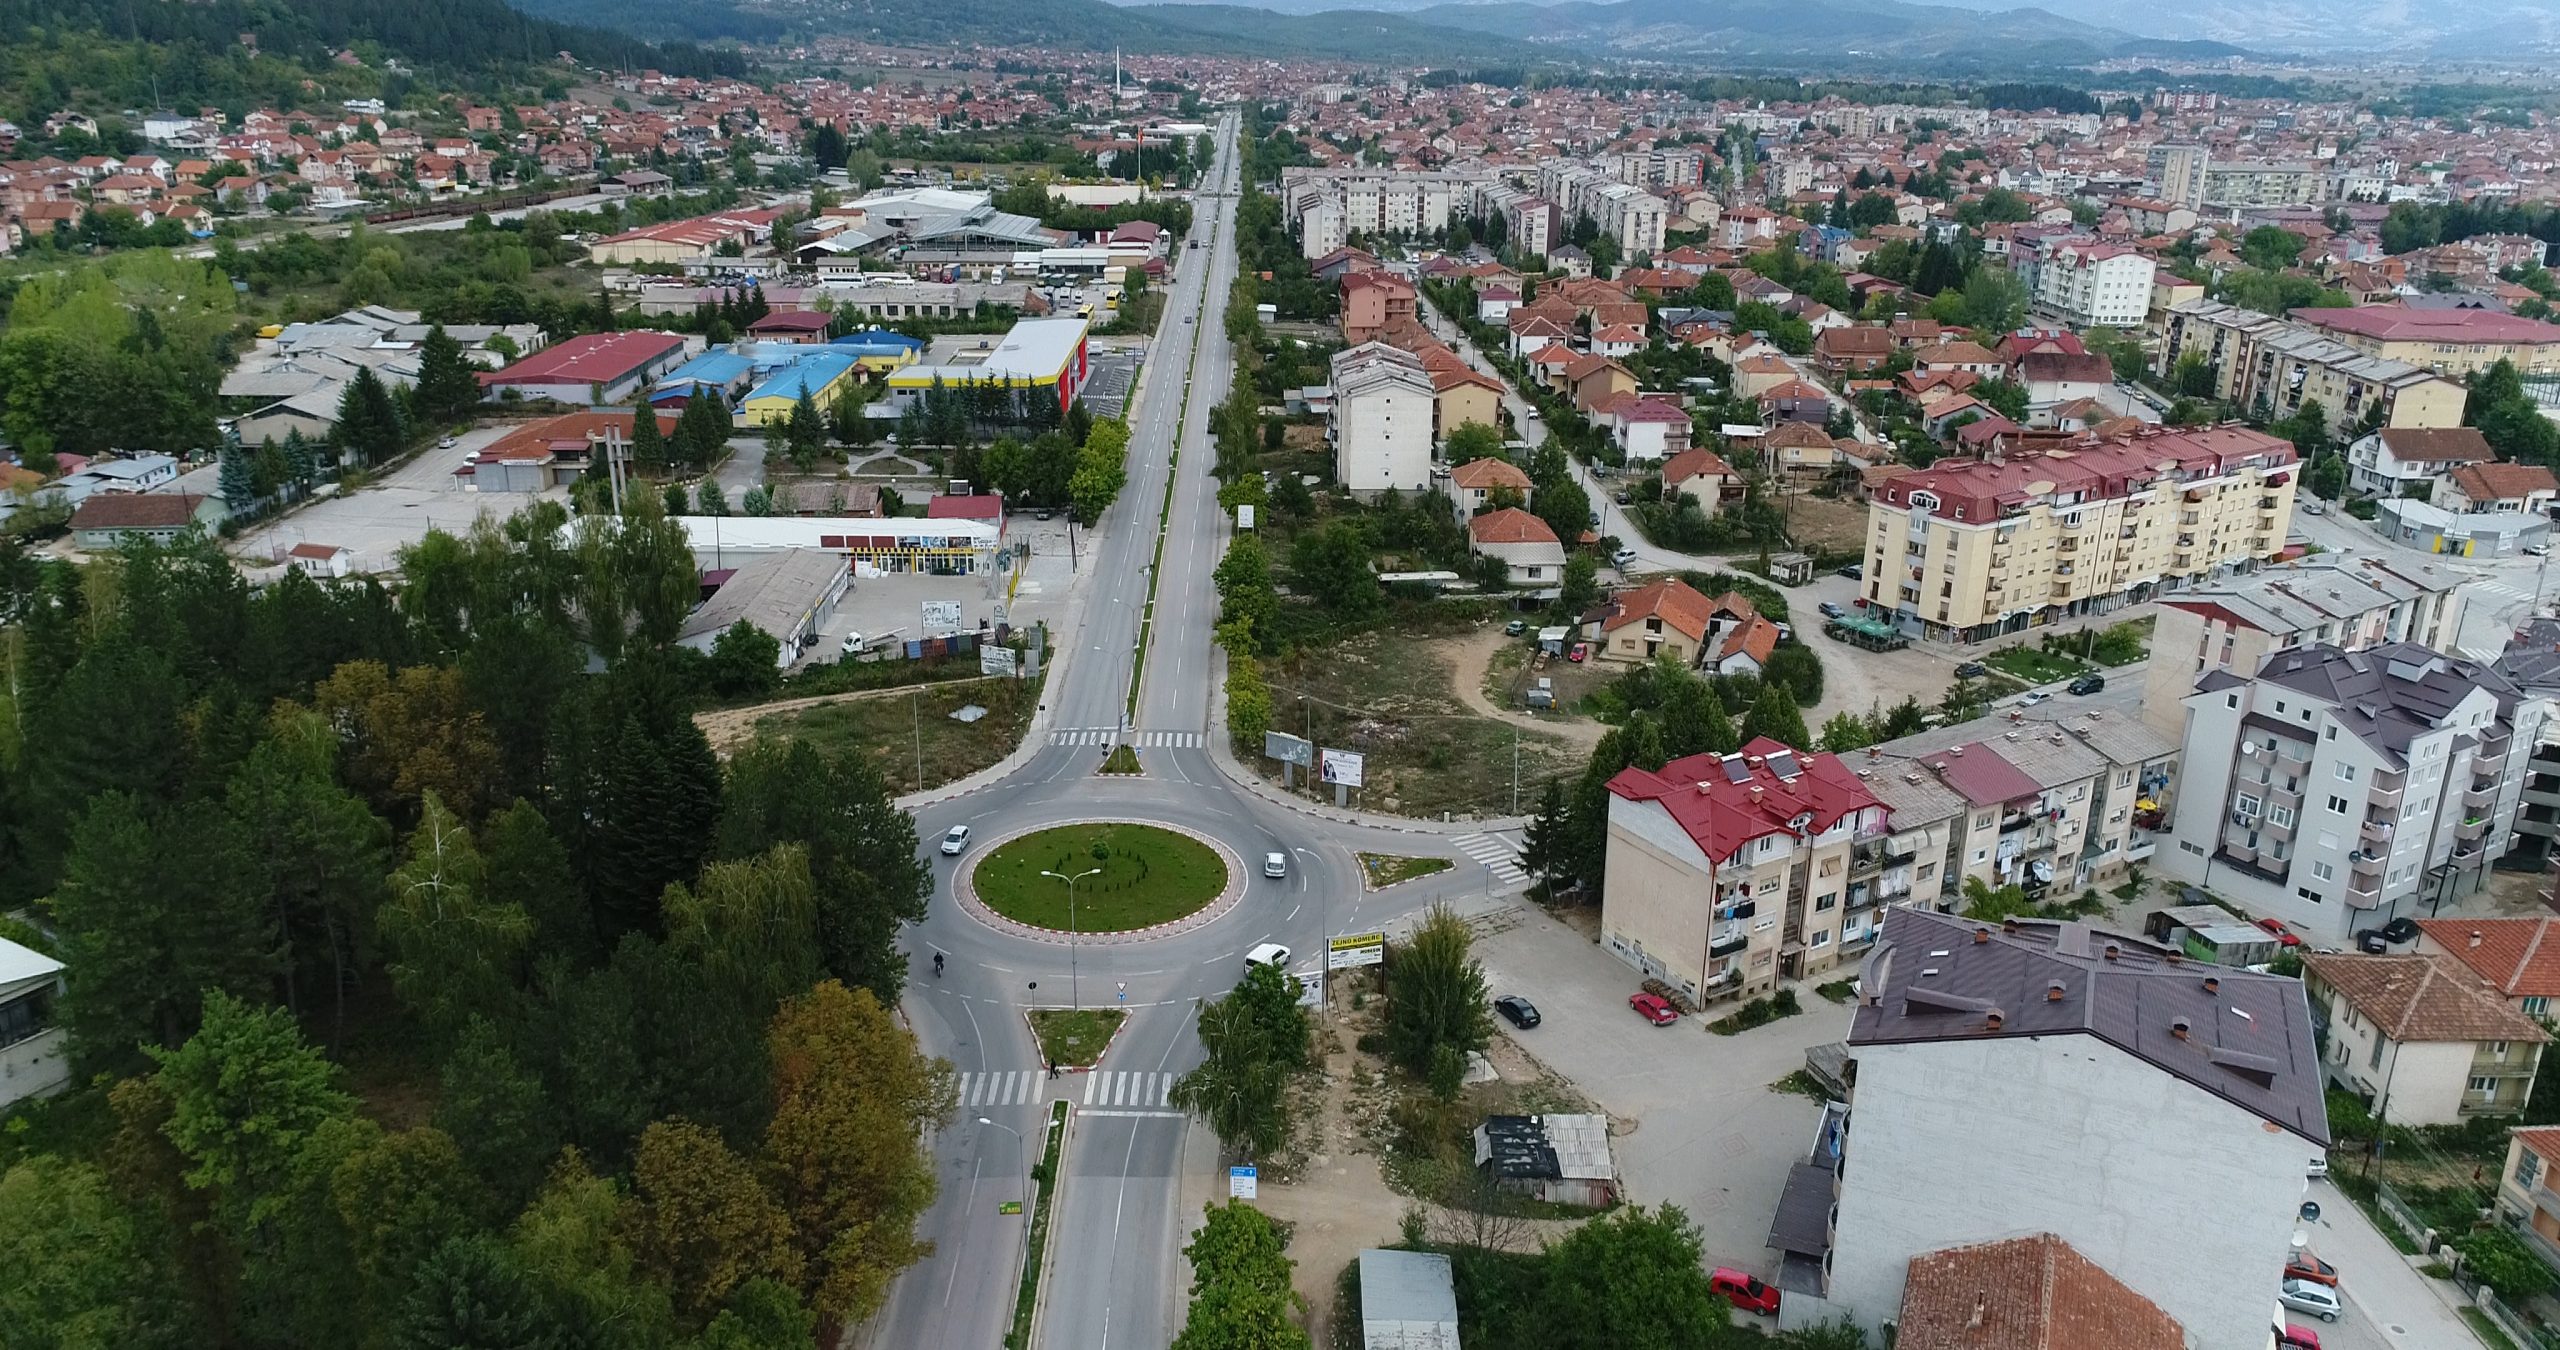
1954, 661, 1988, 679
1818, 601, 1847, 619
2068, 674, 2106, 695
1836, 564, 1863, 580
1494, 995, 1541, 1029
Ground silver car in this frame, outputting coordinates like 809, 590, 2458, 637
2277, 1279, 2341, 1323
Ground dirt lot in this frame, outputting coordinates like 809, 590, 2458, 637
693, 673, 1040, 792
1772, 488, 1870, 555
1451, 629, 1610, 754
1260, 627, 1586, 819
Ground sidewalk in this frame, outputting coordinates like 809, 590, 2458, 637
2305, 1179, 2488, 1350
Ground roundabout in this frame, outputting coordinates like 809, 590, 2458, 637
958, 818, 1246, 945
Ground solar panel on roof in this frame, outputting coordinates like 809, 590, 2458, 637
1721, 755, 1752, 784
1767, 752, 1800, 780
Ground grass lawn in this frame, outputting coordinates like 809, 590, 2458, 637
1815, 979, 1859, 1004
1098, 744, 1142, 775
1359, 853, 1455, 888
975, 823, 1226, 932
1263, 624, 1582, 819
2462, 1309, 2522, 1350
1027, 1008, 1125, 1066
1983, 644, 2092, 685
749, 673, 1042, 794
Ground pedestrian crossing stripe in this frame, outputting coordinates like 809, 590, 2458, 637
1048, 730, 1205, 748
1082, 1071, 1175, 1108
958, 1070, 1044, 1109
1455, 832, 1529, 884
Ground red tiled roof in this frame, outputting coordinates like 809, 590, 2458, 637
2294, 305, 2560, 345
1717, 613, 1782, 665
1466, 507, 1558, 546
2417, 918, 2560, 998
1898, 1233, 2183, 1350
483, 330, 685, 386
1597, 577, 1714, 641
71, 493, 204, 530
926, 494, 1004, 520
2300, 952, 2551, 1044
1606, 738, 1884, 864
2374, 427, 2494, 463
1660, 448, 1733, 483
1448, 458, 1531, 490
2448, 462, 2558, 503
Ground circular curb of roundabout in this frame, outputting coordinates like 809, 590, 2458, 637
956, 819, 1247, 948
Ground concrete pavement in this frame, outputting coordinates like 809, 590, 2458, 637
2301, 1178, 2489, 1350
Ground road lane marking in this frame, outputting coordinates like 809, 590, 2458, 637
1076, 1109, 1183, 1119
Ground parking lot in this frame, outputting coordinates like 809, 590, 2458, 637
1469, 902, 1854, 1275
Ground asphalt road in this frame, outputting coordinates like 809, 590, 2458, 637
862, 111, 1520, 1350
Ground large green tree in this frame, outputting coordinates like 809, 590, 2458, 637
715, 740, 930, 1001
1385, 904, 1492, 1097
1171, 1200, 1308, 1350
1531, 1204, 1724, 1350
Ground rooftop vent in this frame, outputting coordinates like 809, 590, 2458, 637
1973, 926, 1991, 945
2045, 981, 2066, 1003
2203, 975, 2220, 995
2170, 1016, 2192, 1040
2103, 942, 2122, 962
1984, 1009, 2006, 1032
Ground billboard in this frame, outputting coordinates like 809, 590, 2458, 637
1319, 748, 1365, 787
1263, 731, 1314, 767
921, 600, 964, 632
979, 646, 1018, 676
1327, 932, 1386, 970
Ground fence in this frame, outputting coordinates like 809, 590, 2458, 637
2477, 1287, 2550, 1350
2375, 1181, 2437, 1250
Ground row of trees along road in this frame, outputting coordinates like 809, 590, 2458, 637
0, 501, 954, 1350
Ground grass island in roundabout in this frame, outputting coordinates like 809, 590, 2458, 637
972, 822, 1228, 932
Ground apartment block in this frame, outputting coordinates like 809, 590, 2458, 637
2158, 300, 2468, 438
1599, 742, 1888, 1006
1530, 160, 1668, 257
1327, 342, 1435, 497
1474, 182, 1556, 260
1277, 166, 1493, 259
2032, 239, 2156, 329
2291, 305, 2560, 379
1861, 426, 2299, 643
2139, 555, 2469, 737
2201, 159, 2323, 208
1859, 707, 2179, 906
2493, 620, 2560, 870
2158, 644, 2541, 947
2147, 143, 2208, 210
1788, 910, 2325, 1350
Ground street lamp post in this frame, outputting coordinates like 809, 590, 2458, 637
978, 1116, 1031, 1321
1040, 867, 1103, 1009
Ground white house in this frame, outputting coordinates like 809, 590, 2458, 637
1466, 507, 1565, 585
2301, 951, 2546, 1126
284, 542, 355, 578
1800, 911, 2327, 1350
1330, 343, 1437, 498
0, 937, 69, 1111
1606, 396, 1691, 464
2441, 462, 2560, 516
1446, 456, 1532, 526
2346, 426, 2494, 499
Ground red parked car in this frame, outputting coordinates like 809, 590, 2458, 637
2257, 918, 2304, 947
1710, 1267, 1780, 1315
2284, 1249, 2339, 1288
1628, 991, 1680, 1026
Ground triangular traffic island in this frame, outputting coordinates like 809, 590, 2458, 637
1026, 1007, 1129, 1073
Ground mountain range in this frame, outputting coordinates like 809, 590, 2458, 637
507, 0, 2243, 65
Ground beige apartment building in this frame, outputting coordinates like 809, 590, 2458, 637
2292, 306, 2560, 379
2138, 555, 2469, 737
1861, 426, 2299, 644
1600, 742, 1888, 1005
2158, 300, 2468, 438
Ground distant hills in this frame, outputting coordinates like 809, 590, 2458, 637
1847, 0, 2560, 56
506, 0, 2245, 65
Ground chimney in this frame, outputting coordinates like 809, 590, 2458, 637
2471, 931, 2485, 949
2203, 975, 2220, 995
2001, 917, 2019, 935
1984, 1009, 2005, 1031
2103, 942, 2121, 962
2170, 1016, 2191, 1040
2165, 950, 2183, 965
1974, 926, 1991, 944
2045, 981, 2066, 1003
1951, 745, 1966, 757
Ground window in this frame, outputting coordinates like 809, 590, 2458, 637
2297, 886, 2321, 902
2337, 763, 2357, 782
1971, 848, 1988, 864
2369, 1035, 2386, 1069
1817, 893, 1836, 911
2311, 861, 2335, 881
2491, 1041, 2511, 1056
2235, 793, 2261, 818
1811, 931, 1830, 948
2227, 693, 2240, 710
2471, 1076, 2500, 1094
2527, 997, 2551, 1018
1758, 878, 1781, 894
2325, 724, 2338, 740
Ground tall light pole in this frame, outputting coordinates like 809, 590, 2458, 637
978, 1116, 1031, 1320
1041, 867, 1102, 1009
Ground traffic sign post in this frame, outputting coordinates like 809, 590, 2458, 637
1228, 1165, 1258, 1200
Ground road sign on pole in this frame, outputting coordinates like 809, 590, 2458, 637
1229, 1166, 1258, 1200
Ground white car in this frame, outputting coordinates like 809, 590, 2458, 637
938, 825, 971, 856
2277, 1279, 2341, 1323
2306, 1156, 2329, 1179
1244, 942, 1291, 970
1263, 851, 1288, 879
2018, 691, 2052, 707
1612, 549, 1640, 569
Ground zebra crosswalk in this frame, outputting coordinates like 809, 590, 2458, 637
1048, 729, 1205, 748
1081, 1071, 1175, 1108
958, 1070, 1048, 1109
1455, 832, 1528, 885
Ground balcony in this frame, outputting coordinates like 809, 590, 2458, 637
2370, 781, 2405, 812
2242, 743, 2272, 765
2124, 830, 2159, 861
2458, 817, 2489, 843
2467, 785, 2498, 813
2176, 532, 2198, 547
2258, 513, 2279, 531
2051, 582, 2073, 600
2360, 818, 2394, 846
1709, 921, 1749, 957
2453, 842, 2486, 865
2349, 849, 2385, 876
2346, 881, 2382, 908
2483, 727, 2515, 759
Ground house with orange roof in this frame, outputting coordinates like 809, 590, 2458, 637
1446, 457, 1532, 526
1466, 507, 1565, 585
1562, 355, 1636, 413
2300, 951, 2547, 1125
1659, 447, 1737, 512
2417, 917, 2560, 1020
1590, 576, 1716, 664
2494, 1127, 2560, 1266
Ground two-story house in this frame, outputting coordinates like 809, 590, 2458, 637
1445, 457, 1531, 526
2346, 426, 2494, 499
2417, 917, 2560, 1024
2300, 951, 2547, 1126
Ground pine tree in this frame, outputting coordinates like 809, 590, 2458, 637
627, 406, 668, 472
414, 325, 482, 425
786, 387, 825, 472
696, 480, 728, 516
335, 365, 406, 467
281, 430, 318, 491
1518, 779, 1570, 901
220, 444, 261, 514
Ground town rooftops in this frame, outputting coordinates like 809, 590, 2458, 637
2294, 304, 2560, 345
1874, 425, 2295, 524
1897, 1233, 2184, 1350
1606, 738, 1883, 864
1466, 507, 1559, 546
2450, 461, 2559, 502
70, 493, 206, 530
2249, 642, 2519, 763
2372, 426, 2495, 463
1596, 576, 1715, 641
2415, 918, 2560, 999
2157, 555, 2467, 636
1448, 457, 1532, 491
1852, 908, 2330, 1145
2300, 952, 2551, 1045
482, 330, 686, 386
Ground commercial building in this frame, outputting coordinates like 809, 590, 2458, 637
470, 409, 678, 493
2300, 951, 2546, 1125
678, 548, 852, 668
2292, 305, 2560, 379
2372, 497, 2551, 558
2032, 240, 2156, 329
479, 330, 691, 405
1797, 910, 2326, 1350
2157, 644, 2540, 947
739, 351, 859, 426
793, 186, 1060, 266
68, 492, 219, 549
585, 207, 783, 265
0, 937, 68, 1111
2139, 554, 2469, 737
2158, 300, 2467, 439
1860, 425, 2299, 643
669, 514, 1000, 576
1859, 707, 2179, 903
1328, 342, 1436, 498
882, 317, 1090, 418
1599, 741, 1889, 1005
